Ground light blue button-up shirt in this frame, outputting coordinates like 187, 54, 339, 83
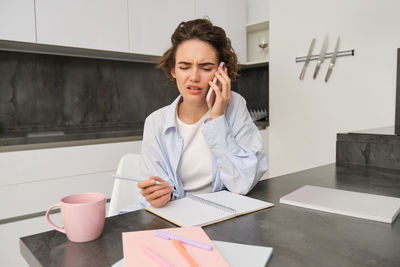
139, 91, 268, 206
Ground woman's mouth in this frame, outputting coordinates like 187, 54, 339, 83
187, 86, 202, 95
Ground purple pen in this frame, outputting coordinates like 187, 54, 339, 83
154, 231, 213, 251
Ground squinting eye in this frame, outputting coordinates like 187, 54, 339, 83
179, 67, 189, 70
203, 68, 212, 71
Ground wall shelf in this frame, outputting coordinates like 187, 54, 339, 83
246, 20, 269, 63
239, 60, 269, 70
246, 20, 269, 32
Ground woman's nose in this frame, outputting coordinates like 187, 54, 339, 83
189, 68, 200, 82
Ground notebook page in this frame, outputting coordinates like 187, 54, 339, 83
146, 196, 234, 227
196, 190, 274, 215
212, 240, 273, 267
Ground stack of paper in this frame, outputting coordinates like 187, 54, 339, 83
115, 226, 273, 267
213, 240, 273, 267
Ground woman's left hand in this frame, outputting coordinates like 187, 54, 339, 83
208, 65, 231, 119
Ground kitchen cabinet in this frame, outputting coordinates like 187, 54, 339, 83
128, 0, 246, 60
247, 0, 270, 24
195, 0, 247, 63
0, 0, 36, 43
0, 141, 141, 220
0, 215, 59, 267
2, 1, 247, 60
128, 0, 195, 56
35, 0, 129, 52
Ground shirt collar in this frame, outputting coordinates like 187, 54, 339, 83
162, 95, 182, 134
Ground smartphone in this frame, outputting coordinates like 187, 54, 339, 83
206, 62, 225, 109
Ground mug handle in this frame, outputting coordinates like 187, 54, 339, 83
45, 203, 65, 233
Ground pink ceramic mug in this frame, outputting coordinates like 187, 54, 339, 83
46, 192, 106, 243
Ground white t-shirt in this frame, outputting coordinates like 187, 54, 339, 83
176, 111, 212, 194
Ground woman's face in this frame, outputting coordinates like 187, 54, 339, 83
171, 39, 219, 106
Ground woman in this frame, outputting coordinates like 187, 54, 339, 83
138, 18, 267, 207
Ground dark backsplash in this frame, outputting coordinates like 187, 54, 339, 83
233, 66, 269, 111
0, 50, 268, 141
0, 51, 178, 134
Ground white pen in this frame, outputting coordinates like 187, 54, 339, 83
112, 174, 161, 185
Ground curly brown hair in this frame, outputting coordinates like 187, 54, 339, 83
158, 18, 238, 83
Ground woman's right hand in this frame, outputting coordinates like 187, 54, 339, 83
137, 176, 173, 207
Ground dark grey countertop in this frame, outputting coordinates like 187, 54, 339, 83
337, 126, 399, 144
20, 163, 400, 267
0, 121, 268, 151
348, 126, 395, 135
0, 123, 144, 147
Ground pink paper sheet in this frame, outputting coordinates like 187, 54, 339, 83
122, 226, 229, 267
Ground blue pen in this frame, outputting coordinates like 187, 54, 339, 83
154, 231, 213, 251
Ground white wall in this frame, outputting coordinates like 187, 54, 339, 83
267, 0, 398, 178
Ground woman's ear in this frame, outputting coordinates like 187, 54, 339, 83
171, 68, 176, 79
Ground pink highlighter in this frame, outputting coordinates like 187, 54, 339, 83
141, 245, 173, 267
206, 62, 225, 109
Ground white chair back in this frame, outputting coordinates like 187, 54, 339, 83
108, 154, 141, 217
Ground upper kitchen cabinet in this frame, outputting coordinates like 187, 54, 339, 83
35, 0, 129, 52
195, 0, 247, 63
0, 0, 36, 43
247, 0, 269, 24
128, 0, 195, 56
246, 0, 269, 63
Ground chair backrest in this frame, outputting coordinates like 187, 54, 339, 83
108, 154, 141, 217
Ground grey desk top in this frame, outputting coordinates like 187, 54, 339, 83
20, 163, 400, 267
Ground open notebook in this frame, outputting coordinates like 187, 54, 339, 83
280, 185, 400, 223
146, 190, 274, 227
